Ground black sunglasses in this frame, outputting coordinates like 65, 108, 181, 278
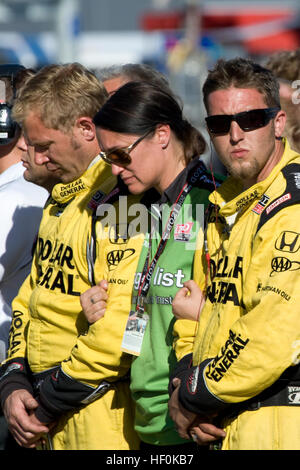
99, 130, 152, 166
205, 107, 281, 135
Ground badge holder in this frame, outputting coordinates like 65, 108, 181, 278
121, 161, 206, 357
121, 300, 149, 356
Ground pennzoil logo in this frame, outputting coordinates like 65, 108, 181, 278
256, 282, 291, 301
107, 248, 135, 269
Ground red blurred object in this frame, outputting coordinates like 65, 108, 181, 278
141, 11, 184, 30
140, 7, 300, 54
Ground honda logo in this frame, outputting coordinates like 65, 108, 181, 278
275, 231, 300, 253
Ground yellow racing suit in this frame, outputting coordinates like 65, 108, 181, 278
173, 140, 300, 450
0, 157, 146, 450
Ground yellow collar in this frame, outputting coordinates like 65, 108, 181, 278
209, 139, 299, 216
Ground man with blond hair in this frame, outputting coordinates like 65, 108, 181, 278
0, 63, 139, 450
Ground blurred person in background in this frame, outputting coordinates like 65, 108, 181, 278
18, 134, 60, 193
265, 49, 300, 82
0, 65, 49, 364
265, 49, 300, 153
0, 64, 49, 449
97, 63, 173, 97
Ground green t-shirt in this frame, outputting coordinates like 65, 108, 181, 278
130, 159, 222, 445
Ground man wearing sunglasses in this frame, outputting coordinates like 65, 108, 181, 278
169, 57, 300, 450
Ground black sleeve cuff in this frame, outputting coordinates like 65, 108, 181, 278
168, 353, 193, 396
0, 359, 33, 409
34, 397, 59, 424
35, 367, 112, 423
178, 358, 230, 415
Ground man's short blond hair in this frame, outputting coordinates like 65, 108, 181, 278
12, 63, 108, 132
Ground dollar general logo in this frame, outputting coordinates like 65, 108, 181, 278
271, 256, 300, 276
107, 249, 135, 269
206, 331, 249, 382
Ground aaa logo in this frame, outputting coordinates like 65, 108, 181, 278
271, 256, 300, 276
107, 249, 135, 268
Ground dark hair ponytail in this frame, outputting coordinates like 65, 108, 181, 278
175, 119, 206, 163
94, 81, 206, 163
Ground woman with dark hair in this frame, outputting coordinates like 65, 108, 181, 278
93, 81, 206, 194
81, 81, 222, 450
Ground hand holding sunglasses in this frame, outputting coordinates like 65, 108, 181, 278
205, 107, 281, 135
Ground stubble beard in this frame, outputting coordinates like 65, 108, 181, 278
226, 157, 261, 187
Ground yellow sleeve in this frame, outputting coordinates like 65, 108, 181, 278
5, 250, 40, 362
61, 223, 145, 386
172, 228, 207, 361
173, 319, 199, 360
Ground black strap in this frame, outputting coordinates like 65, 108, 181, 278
136, 161, 213, 306
222, 365, 300, 420
87, 178, 130, 286
256, 163, 300, 233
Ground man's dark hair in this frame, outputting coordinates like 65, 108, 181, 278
203, 57, 280, 112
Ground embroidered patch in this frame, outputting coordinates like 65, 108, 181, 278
0, 362, 23, 381
266, 193, 291, 215
291, 172, 300, 189
252, 194, 270, 215
174, 222, 194, 242
87, 190, 106, 210
288, 386, 300, 404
